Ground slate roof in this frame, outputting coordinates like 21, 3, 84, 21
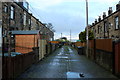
10, 30, 40, 35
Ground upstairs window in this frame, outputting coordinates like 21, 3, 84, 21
10, 6, 15, 19
115, 16, 119, 30
23, 12, 26, 25
20, 13, 23, 23
100, 26, 102, 33
94, 29, 96, 33
104, 22, 108, 33
98, 25, 101, 34
29, 27, 31, 30
4, 5, 8, 13
36, 23, 39, 30
28, 18, 31, 25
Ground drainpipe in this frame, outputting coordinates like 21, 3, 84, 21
86, 0, 89, 57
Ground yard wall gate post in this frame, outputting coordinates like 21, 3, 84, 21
94, 39, 96, 62
114, 40, 120, 77
112, 41, 115, 74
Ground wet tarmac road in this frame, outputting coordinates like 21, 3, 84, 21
18, 46, 118, 79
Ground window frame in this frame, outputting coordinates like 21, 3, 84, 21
115, 16, 119, 30
10, 5, 15, 20
23, 12, 26, 25
28, 18, 31, 25
20, 13, 23, 24
104, 21, 108, 33
98, 25, 101, 34
4, 5, 8, 13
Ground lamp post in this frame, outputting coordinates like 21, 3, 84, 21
86, 0, 89, 57
70, 29, 71, 42
61, 33, 62, 38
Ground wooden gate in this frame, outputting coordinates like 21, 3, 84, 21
15, 35, 38, 54
115, 40, 120, 76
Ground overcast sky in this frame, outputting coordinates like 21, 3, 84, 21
27, 0, 119, 42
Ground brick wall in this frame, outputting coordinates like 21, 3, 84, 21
115, 40, 120, 77
86, 39, 113, 72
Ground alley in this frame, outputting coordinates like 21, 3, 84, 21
18, 46, 117, 79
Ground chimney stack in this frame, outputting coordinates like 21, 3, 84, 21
103, 12, 106, 19
92, 23, 95, 26
116, 1, 120, 11
98, 16, 101, 22
108, 7, 113, 15
95, 19, 97, 24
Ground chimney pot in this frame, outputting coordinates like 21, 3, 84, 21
98, 16, 101, 22
108, 7, 113, 15
103, 12, 106, 19
116, 1, 120, 11
95, 19, 97, 24
92, 23, 95, 26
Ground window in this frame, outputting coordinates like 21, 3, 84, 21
104, 22, 108, 33
115, 16, 119, 30
16, 27, 18, 30
36, 23, 39, 30
29, 27, 31, 30
31, 20, 33, 28
94, 29, 96, 33
23, 12, 26, 25
98, 25, 100, 34
9, 27, 14, 31
100, 26, 102, 32
28, 18, 31, 25
20, 13, 23, 23
10, 6, 15, 19
4, 5, 8, 13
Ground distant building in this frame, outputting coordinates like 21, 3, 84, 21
88, 2, 120, 41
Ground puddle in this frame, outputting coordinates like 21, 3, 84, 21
69, 60, 79, 62
52, 59, 60, 62
67, 72, 80, 78
68, 48, 73, 53
57, 48, 65, 55
49, 62, 60, 65
49, 59, 60, 65
49, 58, 60, 65
56, 56, 68, 59
65, 54, 69, 56
66, 60, 78, 62
58, 52, 63, 55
